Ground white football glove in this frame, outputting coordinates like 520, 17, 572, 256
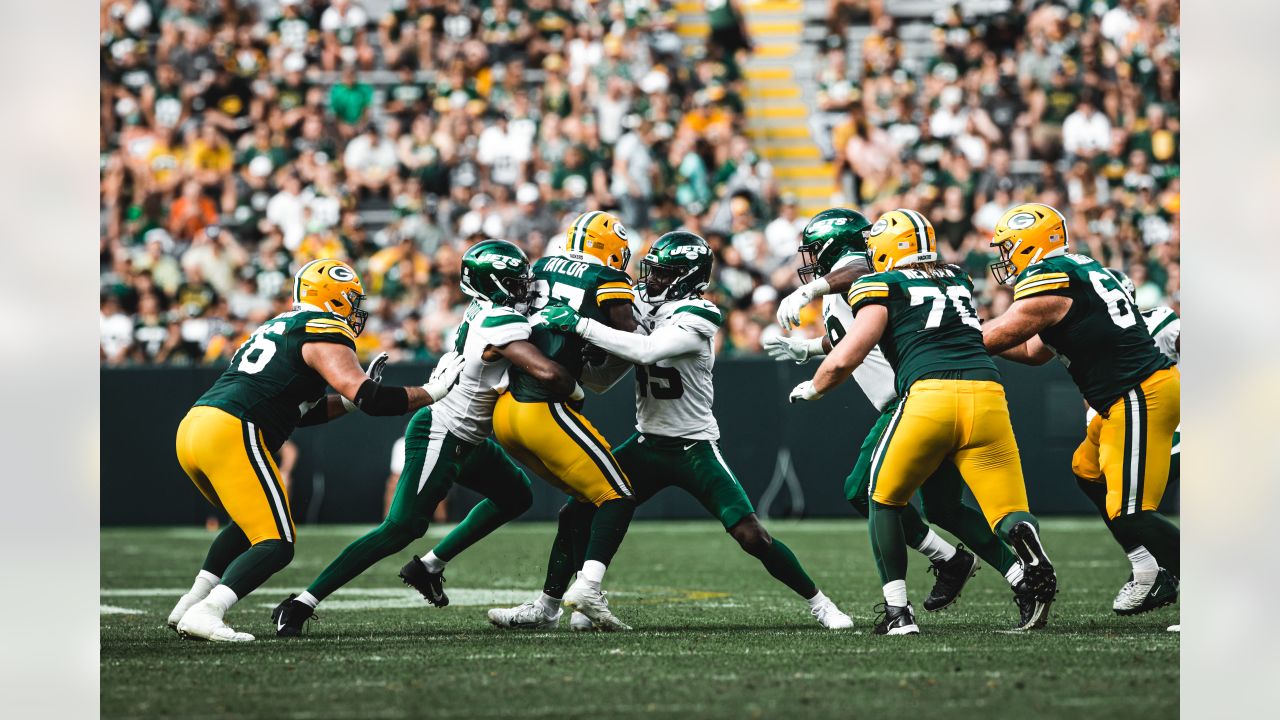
776, 278, 829, 331
788, 380, 824, 404
342, 352, 391, 412
763, 335, 825, 364
423, 351, 466, 402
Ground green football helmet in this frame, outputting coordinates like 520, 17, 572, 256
639, 231, 713, 304
460, 239, 534, 307
796, 208, 873, 283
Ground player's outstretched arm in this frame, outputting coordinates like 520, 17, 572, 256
537, 303, 704, 365
302, 343, 464, 415
981, 295, 1070, 360
790, 304, 887, 402
776, 262, 870, 330
604, 300, 639, 332
493, 340, 583, 401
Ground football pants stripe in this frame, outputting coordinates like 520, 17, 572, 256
868, 399, 907, 497
243, 421, 292, 542
548, 403, 631, 497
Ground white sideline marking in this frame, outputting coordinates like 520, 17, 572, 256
100, 605, 145, 615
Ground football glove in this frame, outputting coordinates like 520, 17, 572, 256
423, 351, 466, 402
788, 380, 824, 404
343, 352, 391, 412
776, 278, 829, 331
763, 335, 825, 364
536, 302, 586, 334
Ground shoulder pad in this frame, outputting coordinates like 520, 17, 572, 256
668, 299, 723, 327
301, 315, 357, 344
847, 273, 892, 308
1012, 263, 1072, 301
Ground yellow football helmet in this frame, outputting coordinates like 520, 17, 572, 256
293, 258, 368, 335
865, 208, 937, 272
990, 203, 1069, 285
561, 210, 632, 271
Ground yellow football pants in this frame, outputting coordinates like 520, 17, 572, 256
492, 394, 631, 506
870, 379, 1029, 531
1071, 366, 1180, 519
175, 406, 296, 544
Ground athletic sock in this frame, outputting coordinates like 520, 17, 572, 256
757, 538, 818, 599
898, 503, 932, 548
201, 523, 251, 577
202, 585, 240, 617
1004, 564, 1024, 587
806, 591, 830, 609
869, 501, 908, 585
296, 591, 320, 609
221, 540, 294, 598
188, 570, 219, 598
882, 579, 908, 607
1076, 475, 1138, 550
582, 498, 635, 568
537, 592, 562, 617
420, 551, 446, 573
1140, 511, 1181, 578
913, 529, 957, 563
579, 560, 606, 589
995, 511, 1039, 544
1127, 545, 1159, 584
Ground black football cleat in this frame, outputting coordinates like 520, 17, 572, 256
400, 556, 448, 607
924, 545, 980, 612
872, 602, 920, 636
272, 594, 316, 638
1008, 521, 1057, 603
1012, 580, 1049, 631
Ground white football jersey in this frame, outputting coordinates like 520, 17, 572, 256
821, 294, 898, 413
432, 300, 531, 445
633, 298, 721, 440
1142, 306, 1179, 364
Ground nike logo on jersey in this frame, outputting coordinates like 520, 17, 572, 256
682, 443, 697, 451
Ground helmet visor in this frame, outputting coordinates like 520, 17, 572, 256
640, 261, 683, 303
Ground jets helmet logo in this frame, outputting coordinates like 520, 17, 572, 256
1007, 212, 1037, 230
476, 252, 519, 271
674, 244, 708, 260
327, 265, 356, 282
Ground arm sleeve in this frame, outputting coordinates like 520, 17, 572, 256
579, 320, 705, 365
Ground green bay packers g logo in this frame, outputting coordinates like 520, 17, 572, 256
614, 222, 629, 241
1007, 212, 1037, 230
327, 264, 356, 282
869, 219, 889, 236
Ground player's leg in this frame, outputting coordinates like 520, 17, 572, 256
656, 436, 848, 628
174, 408, 297, 641
493, 396, 635, 630
847, 409, 966, 600
867, 386, 957, 635
1100, 368, 1180, 615
410, 439, 535, 595
915, 460, 1020, 611
275, 409, 461, 635
950, 381, 1056, 630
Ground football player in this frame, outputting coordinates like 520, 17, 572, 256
168, 259, 466, 642
484, 231, 854, 631
790, 209, 1058, 636
765, 209, 1035, 626
982, 205, 1180, 617
271, 241, 582, 636
485, 211, 642, 630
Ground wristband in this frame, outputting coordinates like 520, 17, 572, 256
354, 379, 410, 416
807, 277, 831, 297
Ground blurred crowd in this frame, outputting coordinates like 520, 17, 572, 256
806, 0, 1179, 333
100, 0, 1179, 366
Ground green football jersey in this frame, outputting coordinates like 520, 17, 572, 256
195, 309, 357, 451
1012, 253, 1172, 412
507, 256, 635, 402
848, 266, 997, 397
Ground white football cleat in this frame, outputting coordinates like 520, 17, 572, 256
810, 597, 854, 630
1167, 624, 1180, 633
167, 590, 210, 631
562, 581, 630, 631
487, 601, 561, 630
1113, 576, 1156, 613
175, 601, 254, 642
570, 611, 596, 632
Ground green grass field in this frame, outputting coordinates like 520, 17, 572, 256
101, 519, 1178, 719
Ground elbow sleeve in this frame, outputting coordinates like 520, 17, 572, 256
354, 379, 410, 416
